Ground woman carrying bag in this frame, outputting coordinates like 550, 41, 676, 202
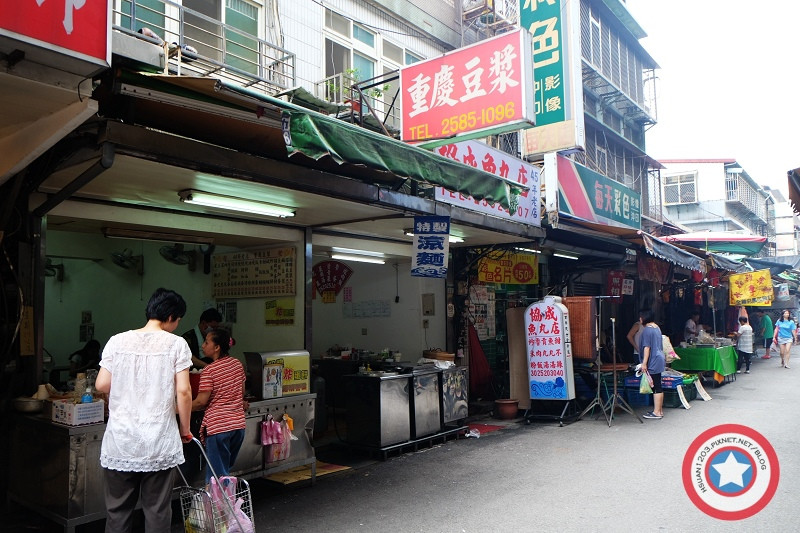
638, 308, 665, 420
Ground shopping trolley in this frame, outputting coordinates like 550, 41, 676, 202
176, 438, 254, 533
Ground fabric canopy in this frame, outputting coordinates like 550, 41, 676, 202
789, 167, 800, 215
662, 232, 766, 255
744, 257, 799, 277
707, 252, 748, 273
281, 109, 521, 210
641, 232, 705, 272
145, 74, 521, 211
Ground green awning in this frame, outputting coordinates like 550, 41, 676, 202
281, 109, 521, 211
137, 73, 522, 211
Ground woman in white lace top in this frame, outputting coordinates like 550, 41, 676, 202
95, 288, 193, 533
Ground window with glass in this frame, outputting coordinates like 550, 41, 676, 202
321, 8, 424, 124
663, 173, 697, 204
181, 0, 260, 75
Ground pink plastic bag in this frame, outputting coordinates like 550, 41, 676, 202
260, 415, 283, 446
209, 476, 254, 532
225, 497, 254, 533
266, 419, 291, 463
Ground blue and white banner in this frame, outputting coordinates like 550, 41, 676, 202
411, 216, 450, 278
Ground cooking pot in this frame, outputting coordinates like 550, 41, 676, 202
13, 397, 44, 413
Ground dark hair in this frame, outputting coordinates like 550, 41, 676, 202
206, 327, 232, 357
145, 288, 187, 322
639, 309, 656, 324
739, 316, 748, 324
199, 308, 223, 323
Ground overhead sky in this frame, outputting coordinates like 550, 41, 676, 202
624, 0, 799, 196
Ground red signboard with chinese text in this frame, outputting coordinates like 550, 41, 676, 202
607, 270, 625, 302
400, 28, 535, 146
434, 139, 541, 225
524, 297, 575, 400
312, 260, 353, 303
0, 0, 111, 67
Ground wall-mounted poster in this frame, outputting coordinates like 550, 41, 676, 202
524, 296, 575, 401
265, 298, 295, 326
213, 247, 295, 298
312, 260, 353, 303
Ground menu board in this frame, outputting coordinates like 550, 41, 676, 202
212, 247, 296, 298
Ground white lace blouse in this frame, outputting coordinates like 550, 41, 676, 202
99, 330, 192, 472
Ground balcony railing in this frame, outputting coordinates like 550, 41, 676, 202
315, 70, 401, 137
112, 0, 295, 96
725, 173, 767, 223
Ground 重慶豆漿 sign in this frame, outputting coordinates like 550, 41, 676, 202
400, 29, 535, 147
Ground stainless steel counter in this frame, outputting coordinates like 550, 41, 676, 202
344, 373, 411, 447
8, 415, 106, 533
9, 393, 316, 532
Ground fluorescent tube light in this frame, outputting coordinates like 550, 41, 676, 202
331, 253, 386, 264
553, 251, 579, 260
179, 189, 295, 218
514, 247, 542, 254
330, 247, 385, 258
404, 229, 464, 243
103, 227, 214, 245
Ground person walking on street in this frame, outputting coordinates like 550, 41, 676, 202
182, 307, 223, 369
773, 309, 796, 368
95, 288, 193, 533
759, 310, 774, 359
638, 309, 665, 419
735, 316, 754, 374
191, 327, 247, 483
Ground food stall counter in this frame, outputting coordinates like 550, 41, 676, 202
9, 393, 317, 532
671, 345, 738, 377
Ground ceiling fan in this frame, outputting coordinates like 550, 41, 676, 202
110, 249, 144, 275
44, 257, 65, 281
159, 244, 197, 271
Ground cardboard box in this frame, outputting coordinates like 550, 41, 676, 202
51, 398, 105, 425
262, 364, 283, 398
266, 354, 309, 396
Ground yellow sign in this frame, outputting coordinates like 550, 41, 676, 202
729, 269, 773, 305
264, 298, 295, 326
477, 253, 539, 284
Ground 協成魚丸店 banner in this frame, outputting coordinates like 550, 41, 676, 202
524, 297, 575, 401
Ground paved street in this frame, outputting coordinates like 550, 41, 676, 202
237, 345, 800, 533
6, 346, 800, 532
